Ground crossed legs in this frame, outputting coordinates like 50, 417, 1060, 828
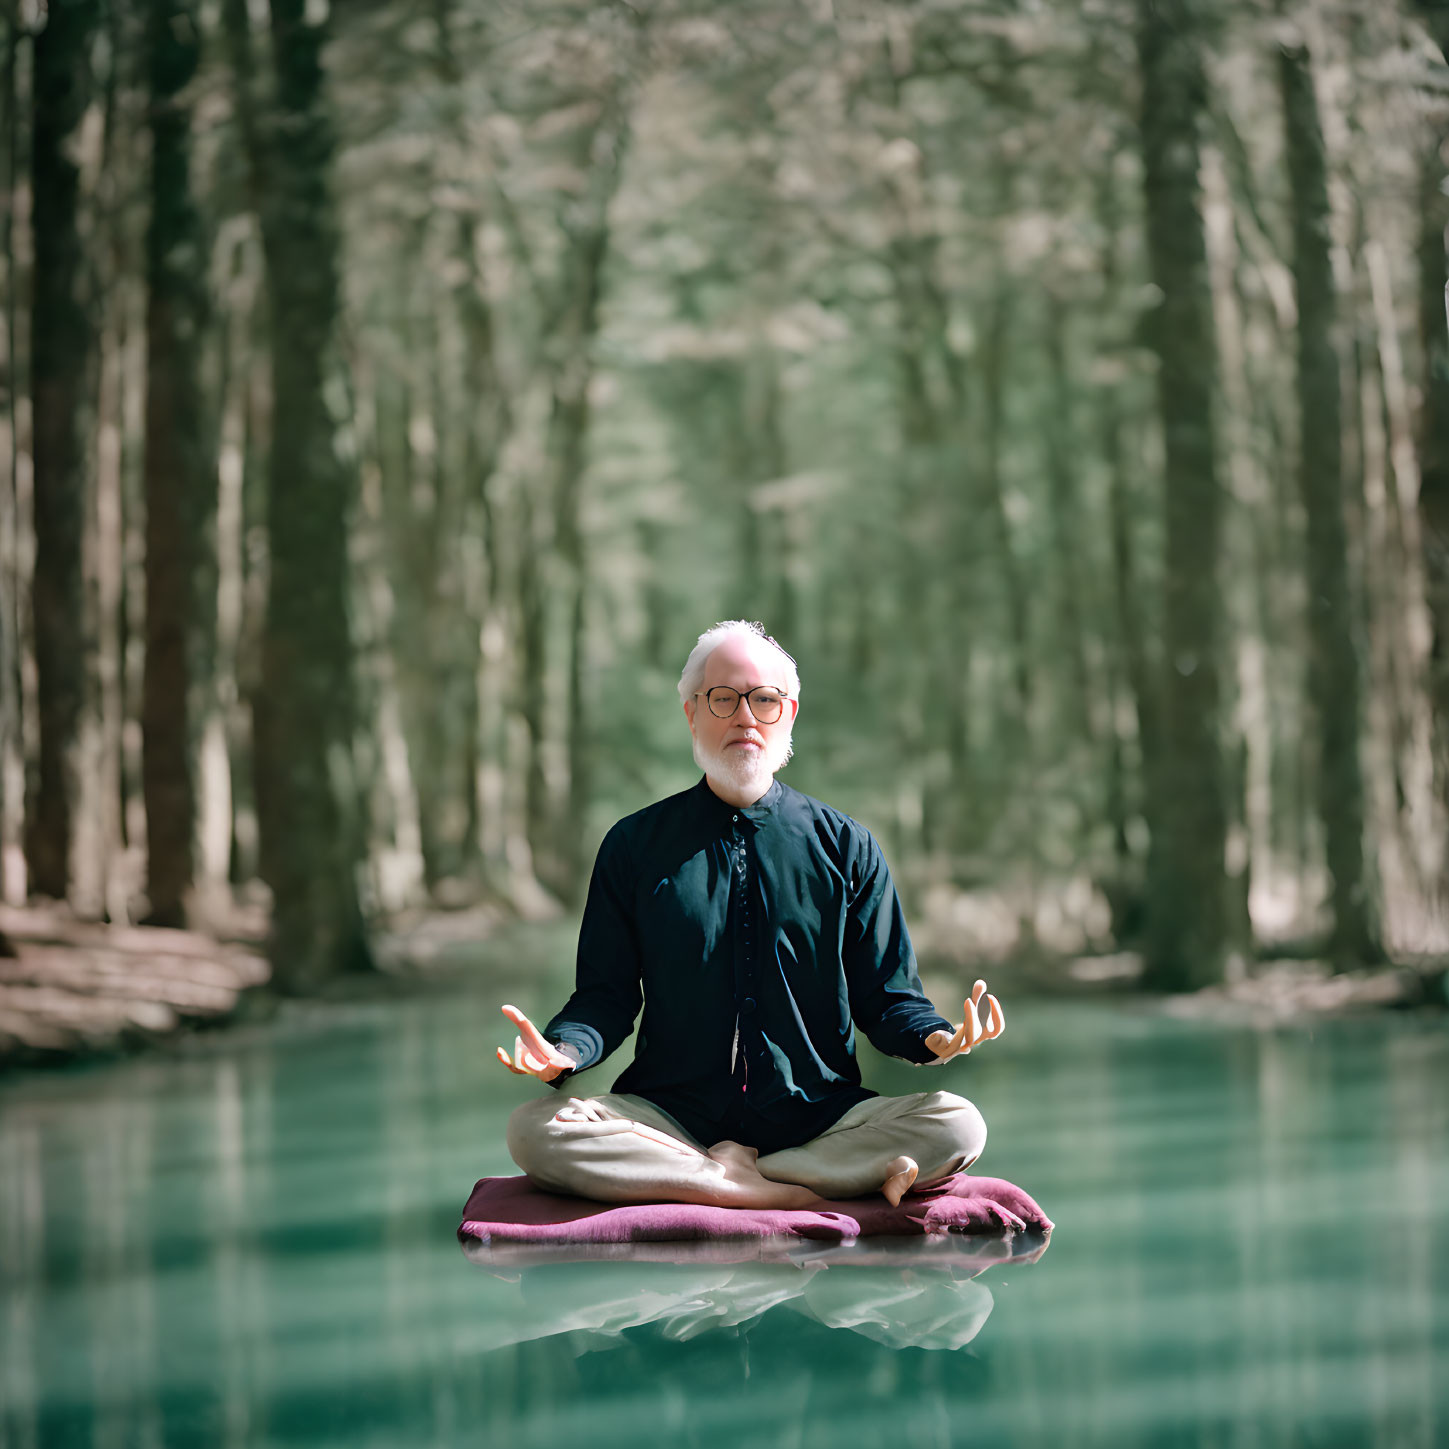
505, 1090, 987, 1208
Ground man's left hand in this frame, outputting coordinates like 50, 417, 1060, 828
925, 979, 1004, 1062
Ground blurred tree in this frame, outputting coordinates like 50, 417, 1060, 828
141, 0, 216, 927
0, 0, 23, 898
512, 12, 639, 899
1278, 29, 1382, 965
436, 0, 512, 890
1044, 292, 1094, 749
26, 0, 100, 901
352, 0, 513, 903
1414, 2, 1449, 812
230, 0, 371, 988
1096, 152, 1158, 945
537, 80, 633, 896
1136, 0, 1230, 989
0, 0, 1443, 975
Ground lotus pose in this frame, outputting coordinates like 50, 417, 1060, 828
499, 620, 1004, 1209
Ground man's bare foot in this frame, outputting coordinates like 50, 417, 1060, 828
706, 1140, 761, 1172
881, 1155, 919, 1207
705, 1140, 819, 1209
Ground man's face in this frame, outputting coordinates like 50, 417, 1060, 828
684, 634, 799, 792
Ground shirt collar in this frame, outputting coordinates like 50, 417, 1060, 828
694, 774, 783, 825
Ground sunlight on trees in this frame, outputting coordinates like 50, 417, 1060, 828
2, 0, 1447, 990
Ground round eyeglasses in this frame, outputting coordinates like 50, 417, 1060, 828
697, 686, 790, 724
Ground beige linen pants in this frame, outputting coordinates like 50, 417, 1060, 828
506, 1089, 986, 1203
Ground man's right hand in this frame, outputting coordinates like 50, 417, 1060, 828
495, 1004, 577, 1082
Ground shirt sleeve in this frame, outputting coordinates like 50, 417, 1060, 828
841, 827, 953, 1063
542, 822, 644, 1083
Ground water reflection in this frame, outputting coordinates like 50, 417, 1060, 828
459, 1232, 1051, 1352
1, 987, 1445, 1449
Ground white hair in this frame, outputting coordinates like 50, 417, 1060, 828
677, 620, 801, 707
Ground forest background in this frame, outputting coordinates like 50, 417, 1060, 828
3, 0, 1449, 1014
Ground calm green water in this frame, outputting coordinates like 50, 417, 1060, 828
2, 935, 1446, 1448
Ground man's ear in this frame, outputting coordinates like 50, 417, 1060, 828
789, 698, 800, 724
683, 698, 696, 730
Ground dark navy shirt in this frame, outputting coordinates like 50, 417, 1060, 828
543, 776, 953, 1155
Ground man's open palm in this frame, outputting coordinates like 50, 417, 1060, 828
925, 979, 1005, 1062
495, 1004, 575, 1082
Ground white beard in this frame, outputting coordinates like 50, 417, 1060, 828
693, 727, 793, 792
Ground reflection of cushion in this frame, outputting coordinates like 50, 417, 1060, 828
458, 1173, 1051, 1247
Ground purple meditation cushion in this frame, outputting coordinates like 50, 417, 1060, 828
458, 1172, 1052, 1247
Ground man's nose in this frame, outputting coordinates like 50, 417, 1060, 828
730, 695, 760, 723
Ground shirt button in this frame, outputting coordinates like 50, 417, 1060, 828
742, 997, 757, 1015
732, 814, 738, 821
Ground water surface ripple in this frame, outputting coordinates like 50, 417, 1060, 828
2, 977, 1445, 1448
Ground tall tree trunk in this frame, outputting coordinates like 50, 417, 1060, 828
431, 1, 510, 889
236, 0, 370, 988
372, 244, 454, 893
1201, 147, 1283, 958
1097, 154, 1156, 942
414, 291, 485, 892
882, 139, 980, 858
26, 0, 100, 901
531, 91, 629, 900
889, 277, 948, 858
1278, 37, 1381, 965
1356, 242, 1432, 915
1044, 292, 1095, 748
452, 211, 509, 886
1415, 8, 1449, 841
979, 288, 1030, 716
516, 483, 550, 881
553, 324, 599, 899
84, 0, 134, 926
199, 228, 255, 900
217, 0, 266, 891
141, 0, 216, 926
0, 0, 22, 901
1136, 0, 1229, 990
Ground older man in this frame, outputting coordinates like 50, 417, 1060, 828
498, 620, 1003, 1209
